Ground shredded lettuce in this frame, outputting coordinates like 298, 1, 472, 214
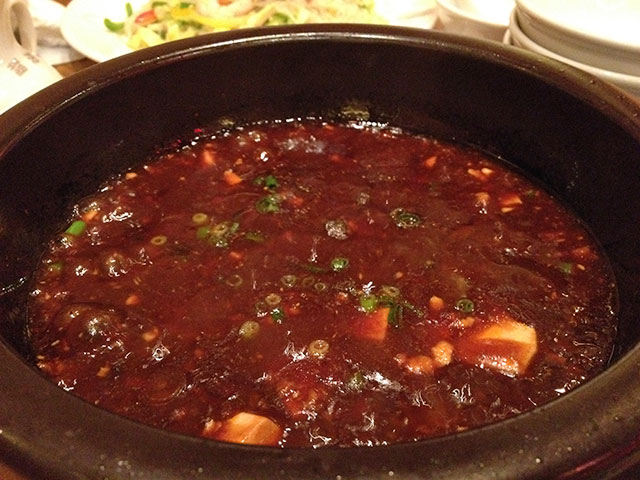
106, 0, 386, 50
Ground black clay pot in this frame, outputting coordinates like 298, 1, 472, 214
1, 25, 640, 480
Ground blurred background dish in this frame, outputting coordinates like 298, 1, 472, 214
506, 9, 640, 98
61, 0, 437, 63
435, 0, 513, 41
515, 0, 640, 77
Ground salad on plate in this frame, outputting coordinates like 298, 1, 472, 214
105, 0, 387, 50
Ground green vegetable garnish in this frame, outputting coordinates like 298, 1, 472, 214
331, 257, 349, 272
347, 371, 365, 391
271, 306, 285, 324
314, 281, 328, 293
302, 263, 328, 274
558, 262, 573, 274
125, 2, 133, 16
379, 285, 400, 298
104, 18, 124, 32
280, 274, 297, 288
256, 194, 281, 213
455, 298, 475, 313
196, 226, 210, 239
265, 293, 282, 306
151, 1, 167, 7
386, 303, 403, 328
192, 212, 209, 225
47, 261, 63, 273
244, 231, 265, 243
238, 320, 260, 340
225, 274, 243, 287
360, 294, 378, 313
65, 220, 87, 236
267, 12, 292, 25
301, 276, 316, 288
150, 235, 168, 246
179, 2, 193, 8
391, 208, 421, 228
264, 175, 279, 190
254, 301, 268, 317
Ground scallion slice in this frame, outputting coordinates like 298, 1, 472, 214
455, 298, 475, 313
331, 257, 349, 272
65, 220, 87, 236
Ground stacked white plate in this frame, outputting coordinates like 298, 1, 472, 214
505, 0, 640, 97
436, 0, 514, 41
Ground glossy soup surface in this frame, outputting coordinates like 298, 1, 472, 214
28, 121, 617, 447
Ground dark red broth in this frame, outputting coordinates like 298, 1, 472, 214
28, 121, 617, 447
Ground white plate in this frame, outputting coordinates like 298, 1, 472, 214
508, 10, 640, 98
61, 0, 145, 62
436, 0, 512, 42
516, 0, 640, 51
61, 0, 437, 63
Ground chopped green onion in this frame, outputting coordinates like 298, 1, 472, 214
267, 12, 292, 25
264, 175, 279, 190
192, 213, 209, 225
308, 339, 330, 358
225, 274, 243, 288
558, 262, 573, 274
390, 208, 421, 228
211, 222, 230, 236
151, 1, 167, 7
314, 282, 328, 293
325, 219, 348, 240
104, 18, 124, 31
245, 231, 265, 243
65, 220, 87, 236
380, 285, 400, 298
302, 263, 328, 274
333, 280, 357, 295
205, 221, 239, 248
402, 300, 424, 318
387, 303, 403, 328
47, 261, 63, 273
271, 306, 285, 324
331, 257, 349, 272
301, 276, 316, 288
179, 2, 193, 8
254, 174, 279, 189
196, 226, 210, 239
125, 2, 133, 16
150, 235, 168, 246
254, 301, 268, 317
347, 371, 365, 391
360, 294, 378, 313
238, 320, 260, 340
265, 293, 281, 306
256, 195, 281, 214
455, 298, 475, 313
280, 274, 297, 288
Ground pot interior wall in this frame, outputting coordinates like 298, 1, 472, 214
2, 31, 640, 358
1, 28, 640, 480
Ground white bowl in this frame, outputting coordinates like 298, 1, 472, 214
515, 0, 640, 76
508, 10, 640, 98
376, 0, 437, 28
436, 0, 513, 42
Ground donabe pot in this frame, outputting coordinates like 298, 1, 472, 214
1, 26, 640, 480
